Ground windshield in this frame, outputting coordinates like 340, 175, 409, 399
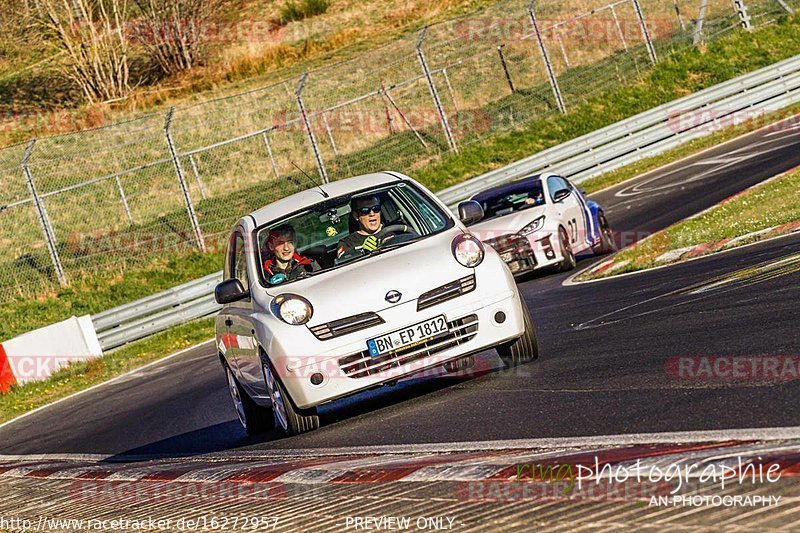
473, 179, 545, 222
255, 181, 453, 287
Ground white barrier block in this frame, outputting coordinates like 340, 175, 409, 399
2, 315, 102, 385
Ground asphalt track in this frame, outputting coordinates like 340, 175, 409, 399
1, 115, 799, 457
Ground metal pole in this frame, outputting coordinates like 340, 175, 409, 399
775, 0, 794, 14
674, 0, 687, 31
497, 45, 516, 93
296, 73, 329, 183
416, 27, 459, 153
261, 132, 281, 179
321, 112, 339, 158
115, 176, 134, 223
164, 107, 206, 252
527, 1, 567, 114
188, 155, 207, 200
632, 0, 658, 64
610, 4, 628, 50
384, 89, 428, 148
441, 67, 460, 114
732, 0, 753, 31
555, 32, 570, 68
693, 0, 708, 45
21, 139, 67, 286
380, 82, 397, 135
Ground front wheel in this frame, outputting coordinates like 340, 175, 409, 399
558, 227, 577, 272
261, 354, 319, 436
225, 364, 274, 436
496, 299, 539, 367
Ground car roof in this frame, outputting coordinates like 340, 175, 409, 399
249, 171, 405, 226
470, 173, 555, 203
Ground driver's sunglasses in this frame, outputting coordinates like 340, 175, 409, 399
358, 205, 381, 216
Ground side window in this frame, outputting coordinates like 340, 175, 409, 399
547, 176, 571, 202
233, 232, 250, 291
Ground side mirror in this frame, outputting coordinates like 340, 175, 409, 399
215, 278, 249, 304
553, 189, 571, 203
457, 200, 484, 226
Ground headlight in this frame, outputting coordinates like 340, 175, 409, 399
519, 215, 545, 236
271, 294, 313, 325
452, 233, 484, 267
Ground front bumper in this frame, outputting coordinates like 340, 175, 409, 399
486, 233, 561, 276
272, 279, 525, 409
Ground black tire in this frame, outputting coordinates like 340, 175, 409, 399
592, 213, 617, 255
260, 353, 319, 436
497, 299, 539, 367
558, 226, 577, 272
225, 363, 274, 436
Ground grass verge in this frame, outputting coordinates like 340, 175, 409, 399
0, 318, 214, 425
576, 168, 800, 281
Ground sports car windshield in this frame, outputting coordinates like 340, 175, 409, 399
255, 182, 453, 287
473, 179, 545, 222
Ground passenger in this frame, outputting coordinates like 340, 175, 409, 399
525, 190, 545, 206
263, 224, 317, 283
337, 195, 385, 258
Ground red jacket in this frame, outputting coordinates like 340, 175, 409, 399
263, 253, 313, 277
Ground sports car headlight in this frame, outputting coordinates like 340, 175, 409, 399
271, 294, 313, 325
452, 233, 484, 268
519, 215, 546, 236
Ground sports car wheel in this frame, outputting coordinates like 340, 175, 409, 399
226, 364, 273, 436
592, 213, 617, 255
558, 227, 577, 271
497, 299, 539, 367
261, 355, 319, 436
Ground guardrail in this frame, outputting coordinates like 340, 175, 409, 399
91, 54, 800, 351
437, 53, 800, 207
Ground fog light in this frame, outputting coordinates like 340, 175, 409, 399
494, 311, 506, 324
310, 373, 324, 386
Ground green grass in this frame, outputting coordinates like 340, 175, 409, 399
0, 318, 214, 424
279, 0, 331, 24
578, 168, 800, 280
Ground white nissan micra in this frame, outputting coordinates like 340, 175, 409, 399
215, 171, 537, 435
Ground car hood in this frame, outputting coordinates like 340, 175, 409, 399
264, 227, 472, 325
468, 207, 546, 241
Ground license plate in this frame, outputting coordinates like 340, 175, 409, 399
367, 315, 448, 357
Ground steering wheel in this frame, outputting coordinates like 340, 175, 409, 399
377, 224, 417, 241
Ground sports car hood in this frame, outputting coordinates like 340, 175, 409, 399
264, 227, 472, 325
468, 206, 546, 241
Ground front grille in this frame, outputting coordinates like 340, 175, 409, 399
338, 314, 479, 379
485, 234, 533, 255
309, 312, 385, 341
417, 274, 476, 311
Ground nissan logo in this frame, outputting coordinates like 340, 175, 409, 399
385, 290, 402, 304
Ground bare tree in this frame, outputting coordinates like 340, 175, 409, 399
133, 0, 223, 77
34, 0, 132, 103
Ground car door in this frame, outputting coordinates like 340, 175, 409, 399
227, 229, 263, 395
547, 175, 586, 248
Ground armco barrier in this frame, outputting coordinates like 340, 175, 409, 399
90, 54, 800, 351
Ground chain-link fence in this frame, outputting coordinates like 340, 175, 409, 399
0, 0, 796, 302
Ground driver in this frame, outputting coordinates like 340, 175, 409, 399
525, 189, 545, 206
263, 224, 318, 283
336, 195, 385, 258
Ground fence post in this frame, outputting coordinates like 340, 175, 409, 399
296, 73, 329, 184
775, 0, 794, 14
261, 132, 281, 179
694, 0, 708, 45
416, 27, 459, 153
115, 176, 134, 223
632, 0, 658, 64
732, 0, 753, 31
497, 45, 516, 93
21, 139, 67, 286
164, 107, 206, 252
527, 1, 566, 114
